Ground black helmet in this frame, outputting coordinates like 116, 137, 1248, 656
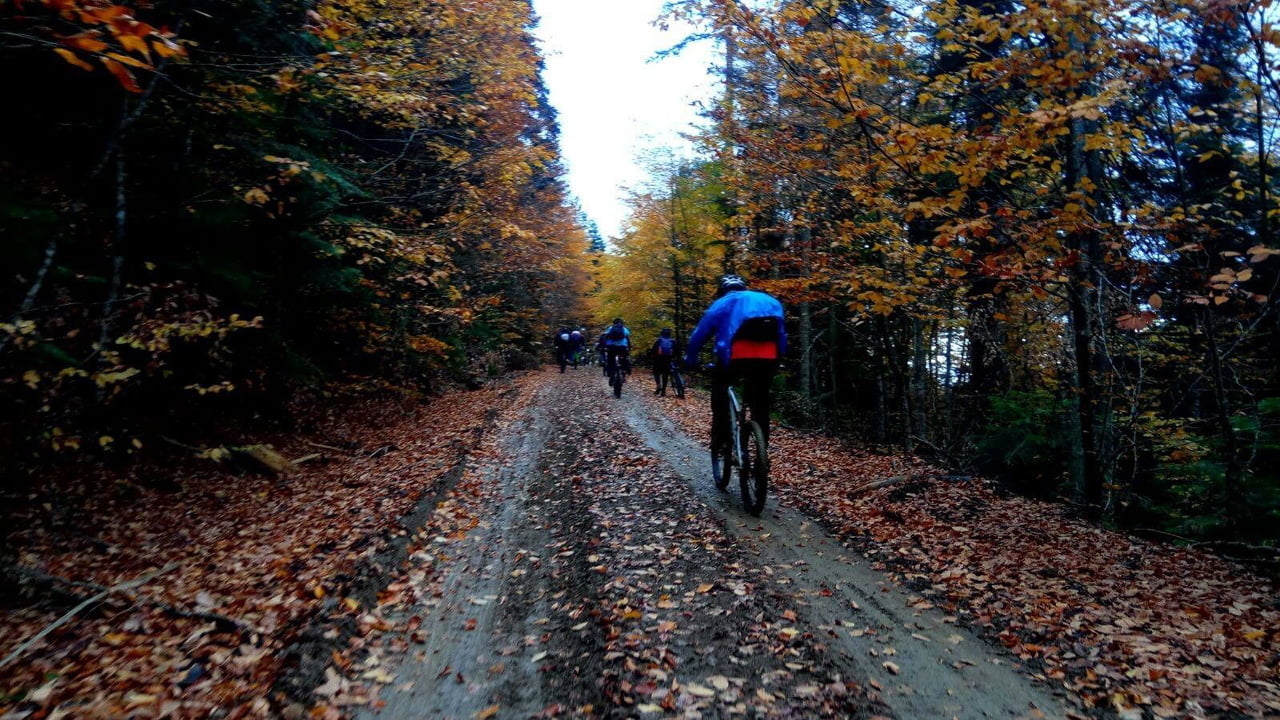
717, 274, 748, 297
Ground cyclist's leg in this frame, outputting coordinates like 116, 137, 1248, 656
740, 360, 777, 443
709, 365, 731, 449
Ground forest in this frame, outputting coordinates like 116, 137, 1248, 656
597, 0, 1280, 550
2, 0, 1280, 716
1, 0, 590, 467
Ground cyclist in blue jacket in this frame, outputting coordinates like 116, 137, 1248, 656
601, 317, 632, 383
651, 327, 678, 396
685, 275, 786, 450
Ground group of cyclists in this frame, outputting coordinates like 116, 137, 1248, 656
551, 273, 786, 456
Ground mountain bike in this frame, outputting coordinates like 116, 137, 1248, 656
711, 383, 768, 515
606, 351, 626, 398
670, 363, 685, 399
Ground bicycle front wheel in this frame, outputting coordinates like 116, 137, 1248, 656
739, 420, 769, 516
712, 401, 738, 491
711, 443, 732, 491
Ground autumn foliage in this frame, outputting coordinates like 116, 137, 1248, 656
599, 0, 1280, 547
0, 0, 589, 464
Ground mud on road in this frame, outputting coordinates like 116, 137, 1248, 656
346, 369, 1072, 720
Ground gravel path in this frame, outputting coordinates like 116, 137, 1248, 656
355, 369, 1072, 719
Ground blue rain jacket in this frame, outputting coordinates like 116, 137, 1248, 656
602, 324, 631, 348
685, 290, 786, 368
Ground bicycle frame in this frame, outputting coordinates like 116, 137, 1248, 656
727, 386, 745, 466
713, 379, 768, 515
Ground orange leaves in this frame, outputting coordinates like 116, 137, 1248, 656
43, 0, 185, 91
62, 31, 109, 53
1115, 312, 1157, 332
99, 55, 142, 92
53, 47, 94, 71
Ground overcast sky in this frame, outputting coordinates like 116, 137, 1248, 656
530, 0, 719, 240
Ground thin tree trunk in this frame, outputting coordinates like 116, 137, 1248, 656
97, 150, 128, 371
0, 238, 58, 354
799, 300, 812, 402
1203, 311, 1245, 528
911, 316, 928, 444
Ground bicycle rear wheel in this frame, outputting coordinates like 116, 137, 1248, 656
612, 365, 623, 397
738, 420, 768, 516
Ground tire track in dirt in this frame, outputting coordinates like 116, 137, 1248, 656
623, 385, 1077, 720
357, 369, 891, 718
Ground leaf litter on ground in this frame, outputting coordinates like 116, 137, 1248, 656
0, 376, 536, 718
652, 386, 1280, 718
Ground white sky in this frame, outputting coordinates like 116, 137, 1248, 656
531, 0, 720, 240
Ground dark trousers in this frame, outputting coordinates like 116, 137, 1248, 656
653, 358, 673, 394
710, 360, 776, 448
605, 347, 630, 376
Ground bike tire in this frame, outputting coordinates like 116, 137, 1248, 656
713, 399, 738, 491
612, 367, 623, 398
739, 420, 769, 516
711, 444, 732, 491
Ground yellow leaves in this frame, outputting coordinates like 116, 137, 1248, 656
406, 335, 450, 356
244, 188, 270, 205
1247, 245, 1280, 263
93, 367, 141, 387
105, 51, 151, 70
184, 381, 236, 395
117, 32, 150, 57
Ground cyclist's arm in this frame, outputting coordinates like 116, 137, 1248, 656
685, 307, 721, 367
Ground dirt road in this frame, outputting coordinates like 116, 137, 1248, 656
352, 369, 1073, 719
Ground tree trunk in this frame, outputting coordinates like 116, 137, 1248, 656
799, 301, 812, 402
911, 316, 928, 444
1203, 311, 1245, 528
0, 238, 58, 354
1066, 102, 1107, 518
97, 150, 128, 373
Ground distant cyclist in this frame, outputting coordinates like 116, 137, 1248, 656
685, 275, 786, 448
651, 327, 677, 396
552, 326, 573, 373
601, 317, 631, 383
597, 332, 609, 375
569, 328, 585, 368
